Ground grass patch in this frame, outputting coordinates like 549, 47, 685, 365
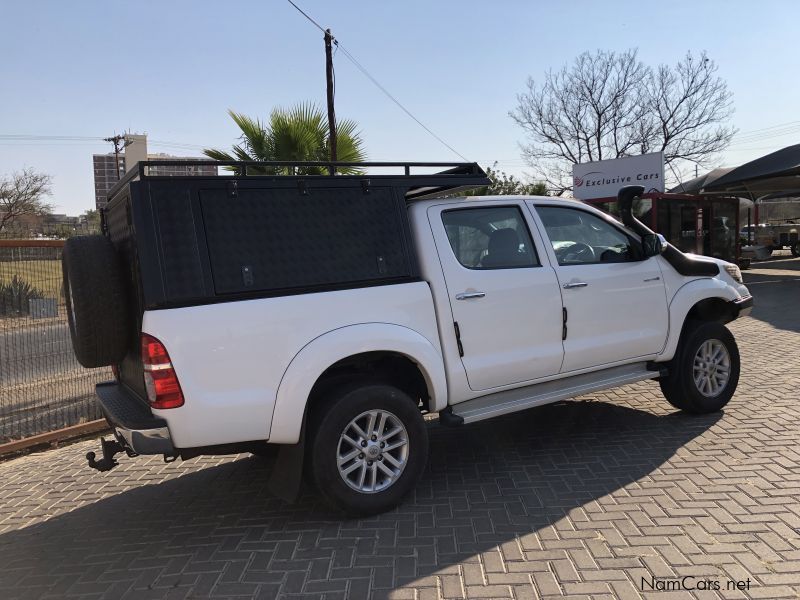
0, 260, 62, 298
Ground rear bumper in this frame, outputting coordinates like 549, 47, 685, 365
732, 295, 753, 318
95, 382, 174, 455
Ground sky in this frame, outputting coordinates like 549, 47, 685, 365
1, 0, 799, 215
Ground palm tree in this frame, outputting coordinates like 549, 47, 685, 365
204, 103, 366, 174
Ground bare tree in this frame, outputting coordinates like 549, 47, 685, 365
0, 169, 52, 232
510, 50, 736, 194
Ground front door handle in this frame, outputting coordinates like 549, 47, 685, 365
455, 291, 486, 300
563, 282, 588, 289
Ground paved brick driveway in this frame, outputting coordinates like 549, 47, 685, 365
1, 258, 799, 600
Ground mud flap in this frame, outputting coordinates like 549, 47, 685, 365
267, 426, 306, 503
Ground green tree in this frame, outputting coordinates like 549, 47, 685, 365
464, 165, 548, 196
204, 103, 366, 174
81, 209, 101, 233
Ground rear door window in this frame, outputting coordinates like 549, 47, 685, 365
441, 206, 539, 269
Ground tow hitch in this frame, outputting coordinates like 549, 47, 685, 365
86, 437, 130, 472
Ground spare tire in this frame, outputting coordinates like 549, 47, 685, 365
62, 235, 129, 368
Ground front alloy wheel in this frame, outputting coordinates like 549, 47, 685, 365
692, 339, 731, 397
659, 320, 741, 414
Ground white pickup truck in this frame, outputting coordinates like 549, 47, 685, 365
63, 161, 752, 515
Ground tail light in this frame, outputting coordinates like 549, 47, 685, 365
141, 333, 184, 409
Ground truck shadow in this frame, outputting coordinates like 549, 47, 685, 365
0, 399, 719, 598
742, 255, 800, 333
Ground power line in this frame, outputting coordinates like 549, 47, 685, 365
727, 121, 800, 146
334, 43, 469, 161
0, 134, 211, 152
3, 112, 798, 160
725, 145, 791, 153
733, 119, 800, 137
285, 0, 327, 34
0, 142, 106, 146
284, 0, 469, 162
0, 135, 105, 142
730, 127, 800, 144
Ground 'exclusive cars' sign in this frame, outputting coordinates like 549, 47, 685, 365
572, 152, 665, 200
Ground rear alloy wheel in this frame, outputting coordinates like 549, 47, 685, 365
659, 320, 740, 414
337, 409, 409, 493
309, 383, 428, 516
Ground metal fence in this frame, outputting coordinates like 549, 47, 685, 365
0, 240, 110, 444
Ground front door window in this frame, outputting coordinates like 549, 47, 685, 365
536, 206, 640, 265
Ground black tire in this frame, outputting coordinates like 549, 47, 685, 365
791, 242, 800, 257
62, 235, 130, 368
659, 320, 740, 414
308, 383, 428, 516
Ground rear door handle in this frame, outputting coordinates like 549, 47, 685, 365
455, 291, 486, 300
563, 282, 588, 289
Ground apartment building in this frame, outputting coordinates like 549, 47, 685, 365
93, 134, 216, 209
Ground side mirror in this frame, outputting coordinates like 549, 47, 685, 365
642, 233, 668, 257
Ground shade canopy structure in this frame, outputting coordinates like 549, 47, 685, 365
668, 170, 753, 208
701, 144, 800, 199
758, 190, 800, 203
668, 167, 734, 194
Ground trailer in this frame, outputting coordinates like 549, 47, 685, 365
742, 220, 800, 257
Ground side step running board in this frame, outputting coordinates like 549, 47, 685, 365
450, 362, 661, 425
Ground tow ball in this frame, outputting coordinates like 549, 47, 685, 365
86, 437, 127, 472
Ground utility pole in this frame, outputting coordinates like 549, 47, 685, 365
104, 134, 131, 181
324, 29, 337, 166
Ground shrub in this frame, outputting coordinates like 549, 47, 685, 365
0, 275, 45, 317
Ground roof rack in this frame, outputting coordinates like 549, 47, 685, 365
108, 160, 490, 201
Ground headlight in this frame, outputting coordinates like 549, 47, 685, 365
724, 264, 743, 283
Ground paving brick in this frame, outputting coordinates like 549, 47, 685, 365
208, 582, 258, 597
532, 571, 561, 597
441, 574, 465, 599
464, 584, 512, 598
563, 581, 612, 595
